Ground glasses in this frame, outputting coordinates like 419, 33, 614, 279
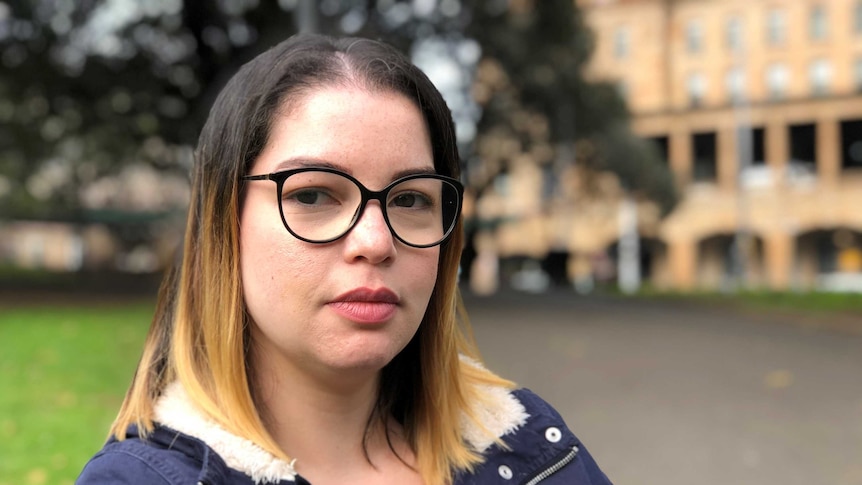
242, 167, 464, 248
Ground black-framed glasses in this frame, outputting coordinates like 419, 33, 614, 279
242, 167, 464, 248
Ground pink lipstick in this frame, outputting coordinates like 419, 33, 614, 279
328, 287, 399, 324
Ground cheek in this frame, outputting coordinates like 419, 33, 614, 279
239, 215, 315, 307
412, 250, 441, 304
243, 241, 316, 296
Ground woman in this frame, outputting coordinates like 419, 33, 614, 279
77, 34, 612, 485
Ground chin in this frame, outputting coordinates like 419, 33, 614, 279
324, 343, 406, 375
334, 353, 398, 373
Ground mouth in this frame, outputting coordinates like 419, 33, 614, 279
328, 287, 400, 324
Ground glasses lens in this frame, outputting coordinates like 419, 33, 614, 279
279, 171, 361, 242
386, 177, 460, 247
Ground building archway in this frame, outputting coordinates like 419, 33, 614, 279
604, 236, 670, 289
696, 233, 764, 290
795, 228, 862, 291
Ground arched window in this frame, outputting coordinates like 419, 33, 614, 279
726, 17, 743, 52
854, 57, 862, 91
725, 68, 746, 103
686, 19, 704, 53
687, 72, 707, 107
767, 9, 786, 45
613, 26, 630, 59
766, 63, 790, 100
809, 5, 828, 40
809, 59, 832, 95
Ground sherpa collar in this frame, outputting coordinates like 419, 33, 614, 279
155, 381, 299, 483
154, 377, 528, 484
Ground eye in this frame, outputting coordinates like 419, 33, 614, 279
285, 188, 338, 207
391, 191, 433, 209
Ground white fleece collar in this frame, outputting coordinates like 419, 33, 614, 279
154, 381, 298, 484
154, 377, 528, 483
460, 381, 529, 453
458, 356, 530, 452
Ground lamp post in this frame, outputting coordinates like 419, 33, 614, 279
731, 27, 752, 291
295, 0, 318, 33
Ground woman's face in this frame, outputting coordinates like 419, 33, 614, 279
240, 86, 439, 384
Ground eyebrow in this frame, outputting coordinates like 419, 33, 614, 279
273, 158, 437, 181
273, 158, 340, 172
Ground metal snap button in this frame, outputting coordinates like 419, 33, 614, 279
545, 426, 562, 443
498, 464, 513, 480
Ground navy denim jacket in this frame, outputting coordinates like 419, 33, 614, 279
77, 389, 612, 485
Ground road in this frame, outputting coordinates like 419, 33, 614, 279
464, 290, 862, 485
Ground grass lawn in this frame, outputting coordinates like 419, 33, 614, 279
725, 290, 862, 312
0, 301, 153, 485
635, 288, 862, 315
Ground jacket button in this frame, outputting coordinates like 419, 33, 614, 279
498, 464, 513, 480
545, 426, 562, 443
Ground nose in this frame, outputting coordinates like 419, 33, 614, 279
342, 201, 396, 264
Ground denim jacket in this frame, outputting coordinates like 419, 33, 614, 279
77, 384, 612, 485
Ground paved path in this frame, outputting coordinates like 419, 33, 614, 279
464, 290, 862, 485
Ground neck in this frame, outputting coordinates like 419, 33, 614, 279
250, 349, 399, 479
257, 367, 380, 447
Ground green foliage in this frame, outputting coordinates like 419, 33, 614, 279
590, 123, 678, 215
0, 302, 152, 485
469, 0, 606, 140
0, 1, 300, 218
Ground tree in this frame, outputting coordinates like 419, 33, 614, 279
465, 0, 674, 212
0, 0, 674, 221
0, 0, 302, 218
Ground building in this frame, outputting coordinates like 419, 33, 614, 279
569, 0, 862, 291
2, 163, 190, 276
0, 211, 183, 275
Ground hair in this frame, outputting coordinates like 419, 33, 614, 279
109, 33, 512, 485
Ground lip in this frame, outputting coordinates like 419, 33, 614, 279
328, 287, 400, 324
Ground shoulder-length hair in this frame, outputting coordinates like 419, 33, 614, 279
110, 33, 511, 485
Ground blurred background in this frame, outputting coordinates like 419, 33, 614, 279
0, 0, 861, 484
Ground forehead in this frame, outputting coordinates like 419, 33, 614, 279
255, 86, 434, 181
283, 84, 421, 124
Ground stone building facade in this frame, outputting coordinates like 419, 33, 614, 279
573, 0, 862, 291
468, 0, 862, 292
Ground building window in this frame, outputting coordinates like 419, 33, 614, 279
725, 67, 746, 103
766, 63, 789, 100
647, 136, 670, 165
726, 17, 743, 52
810, 5, 828, 40
752, 127, 766, 165
493, 173, 510, 196
541, 165, 556, 200
692, 132, 718, 182
616, 80, 629, 102
767, 9, 786, 45
809, 59, 832, 95
789, 123, 817, 168
841, 120, 862, 170
686, 20, 703, 53
687, 72, 707, 107
613, 27, 630, 59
